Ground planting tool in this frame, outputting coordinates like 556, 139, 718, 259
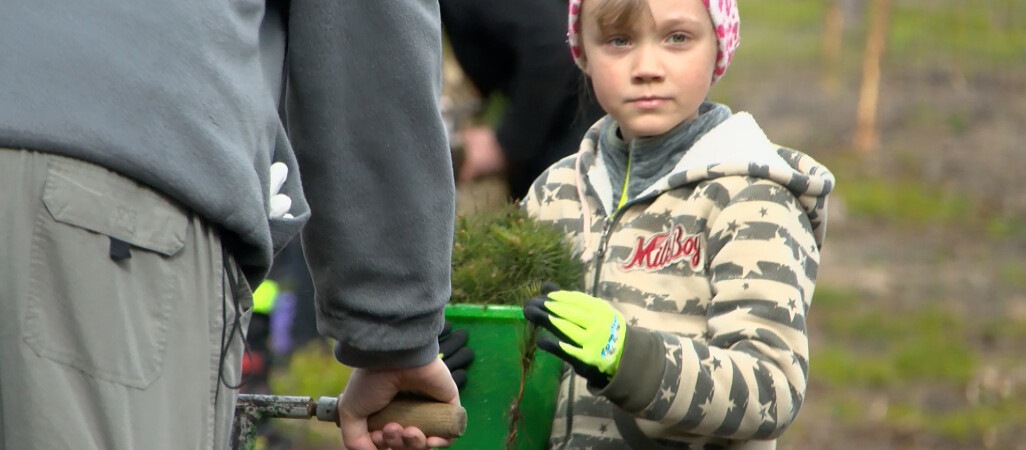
231, 394, 466, 450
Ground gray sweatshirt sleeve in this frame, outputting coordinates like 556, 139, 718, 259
285, 0, 455, 369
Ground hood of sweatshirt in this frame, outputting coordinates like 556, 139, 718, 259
575, 111, 835, 248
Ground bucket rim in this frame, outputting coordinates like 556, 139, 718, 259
444, 303, 525, 319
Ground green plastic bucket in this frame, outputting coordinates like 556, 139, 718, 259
444, 303, 562, 449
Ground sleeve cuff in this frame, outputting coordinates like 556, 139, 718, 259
593, 326, 666, 413
333, 339, 441, 370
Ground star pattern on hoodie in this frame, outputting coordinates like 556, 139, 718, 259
643, 295, 656, 308
786, 298, 800, 321
737, 258, 764, 278
759, 400, 775, 424
541, 184, 557, 205
660, 386, 674, 402
701, 354, 723, 373
698, 395, 716, 418
726, 220, 741, 234
740, 326, 760, 339
665, 343, 681, 369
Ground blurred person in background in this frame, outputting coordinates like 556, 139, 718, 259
441, 0, 605, 201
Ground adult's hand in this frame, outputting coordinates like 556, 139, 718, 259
457, 125, 507, 182
337, 358, 460, 450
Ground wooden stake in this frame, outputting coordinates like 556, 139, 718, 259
854, 0, 891, 154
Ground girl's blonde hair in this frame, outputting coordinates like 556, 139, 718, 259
577, 0, 651, 65
589, 0, 649, 35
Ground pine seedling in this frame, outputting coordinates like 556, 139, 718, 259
450, 204, 583, 305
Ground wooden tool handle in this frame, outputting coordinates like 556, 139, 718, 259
367, 397, 467, 438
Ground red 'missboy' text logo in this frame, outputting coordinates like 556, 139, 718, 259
621, 225, 702, 271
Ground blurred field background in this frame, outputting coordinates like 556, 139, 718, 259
267, 1, 1026, 448
717, 1, 1026, 448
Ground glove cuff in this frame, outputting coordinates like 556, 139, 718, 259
604, 311, 627, 375
592, 326, 666, 413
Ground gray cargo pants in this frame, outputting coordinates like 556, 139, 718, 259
0, 149, 252, 449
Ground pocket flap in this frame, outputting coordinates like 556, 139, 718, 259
42, 161, 188, 256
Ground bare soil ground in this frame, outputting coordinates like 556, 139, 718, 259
738, 66, 1026, 448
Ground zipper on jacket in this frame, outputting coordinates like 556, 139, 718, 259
561, 203, 620, 449
589, 214, 619, 295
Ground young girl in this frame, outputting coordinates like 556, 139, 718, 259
521, 0, 834, 448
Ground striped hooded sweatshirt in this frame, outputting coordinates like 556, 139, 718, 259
523, 106, 834, 449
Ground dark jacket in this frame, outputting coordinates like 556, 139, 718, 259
440, 0, 604, 199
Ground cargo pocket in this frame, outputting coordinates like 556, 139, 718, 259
22, 158, 189, 389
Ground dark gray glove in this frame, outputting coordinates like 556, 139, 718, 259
438, 321, 473, 390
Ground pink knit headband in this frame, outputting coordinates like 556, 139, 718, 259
567, 0, 740, 83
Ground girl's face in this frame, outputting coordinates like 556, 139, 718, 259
580, 0, 718, 141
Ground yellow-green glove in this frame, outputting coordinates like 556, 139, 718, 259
523, 285, 626, 387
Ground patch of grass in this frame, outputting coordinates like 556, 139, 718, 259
886, 397, 1026, 440
812, 345, 898, 388
985, 215, 1026, 240
736, 0, 1026, 75
887, 1, 1026, 72
732, 0, 823, 65
839, 177, 974, 228
979, 314, 1026, 345
810, 285, 860, 309
741, 0, 824, 25
998, 261, 1026, 291
812, 341, 976, 388
890, 314, 975, 384
830, 171, 1026, 239
829, 394, 866, 422
811, 286, 977, 386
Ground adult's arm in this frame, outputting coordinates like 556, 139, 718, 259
286, 0, 455, 369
